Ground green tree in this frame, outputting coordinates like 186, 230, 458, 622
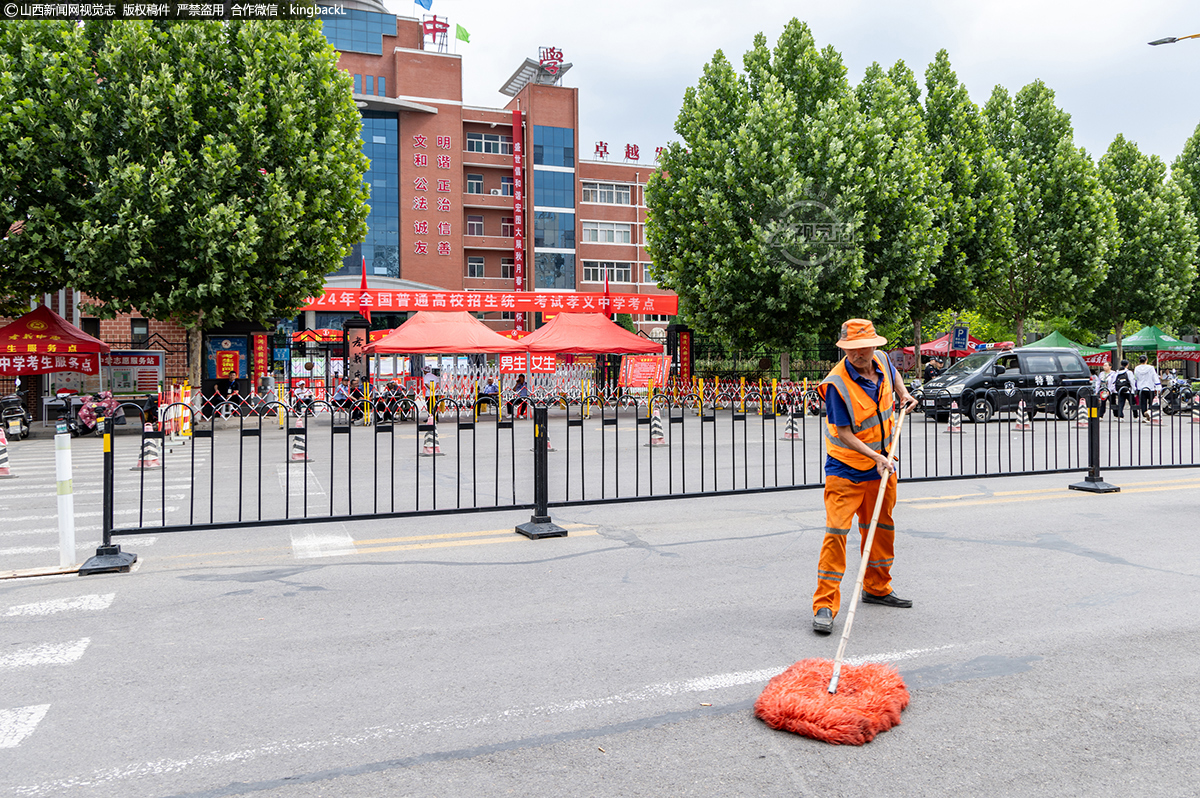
646, 20, 865, 350
981, 81, 1116, 344
0, 21, 370, 383
646, 20, 945, 351
1170, 123, 1200, 331
912, 50, 1014, 367
0, 22, 101, 315
1086, 134, 1197, 362
848, 60, 945, 334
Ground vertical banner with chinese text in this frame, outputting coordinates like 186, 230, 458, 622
512, 108, 525, 330
252, 334, 269, 385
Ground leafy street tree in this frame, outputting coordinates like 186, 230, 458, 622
646, 20, 866, 350
980, 81, 1116, 345
647, 20, 948, 350
0, 22, 99, 316
847, 60, 945, 338
0, 21, 370, 384
1170, 123, 1200, 330
911, 50, 1014, 365
1087, 134, 1197, 362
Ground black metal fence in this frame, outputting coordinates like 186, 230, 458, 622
92, 384, 1200, 542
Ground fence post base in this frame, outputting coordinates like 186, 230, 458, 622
516, 516, 568, 540
1068, 476, 1120, 494
79, 544, 137, 576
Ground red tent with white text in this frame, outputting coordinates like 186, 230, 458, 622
0, 305, 110, 376
521, 312, 663, 354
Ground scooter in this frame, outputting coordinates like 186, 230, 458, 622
70, 391, 126, 436
1, 388, 31, 440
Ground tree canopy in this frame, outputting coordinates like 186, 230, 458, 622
0, 20, 370, 379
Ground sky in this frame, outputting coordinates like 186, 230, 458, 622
381, 0, 1200, 168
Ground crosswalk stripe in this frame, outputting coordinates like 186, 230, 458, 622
0, 705, 50, 749
0, 538, 156, 557
5, 594, 115, 616
0, 639, 90, 670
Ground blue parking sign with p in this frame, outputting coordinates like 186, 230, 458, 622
952, 325, 968, 351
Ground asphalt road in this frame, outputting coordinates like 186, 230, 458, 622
3, 459, 1199, 797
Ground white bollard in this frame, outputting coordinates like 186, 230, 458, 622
55, 432, 76, 568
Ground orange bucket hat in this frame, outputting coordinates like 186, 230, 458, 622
836, 319, 888, 350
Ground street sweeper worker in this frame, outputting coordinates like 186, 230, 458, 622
812, 319, 918, 635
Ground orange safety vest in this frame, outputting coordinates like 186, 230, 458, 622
817, 354, 897, 471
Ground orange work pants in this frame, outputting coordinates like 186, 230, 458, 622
813, 473, 897, 616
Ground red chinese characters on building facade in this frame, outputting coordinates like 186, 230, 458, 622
624, 144, 639, 161
512, 109, 525, 330
595, 141, 608, 159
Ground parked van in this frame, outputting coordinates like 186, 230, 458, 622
920, 346, 1092, 423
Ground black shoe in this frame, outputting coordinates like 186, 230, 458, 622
861, 591, 913, 608
812, 608, 833, 635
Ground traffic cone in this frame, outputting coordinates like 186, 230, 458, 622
781, 410, 802, 440
1012, 400, 1033, 432
131, 423, 162, 470
1190, 395, 1200, 424
1075, 396, 1089, 428
945, 401, 962, 433
647, 408, 667, 446
289, 419, 311, 462
421, 416, 443, 456
0, 428, 14, 479
1145, 395, 1162, 426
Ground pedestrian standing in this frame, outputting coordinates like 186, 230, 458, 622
1132, 354, 1161, 421
811, 319, 918, 636
1111, 359, 1134, 421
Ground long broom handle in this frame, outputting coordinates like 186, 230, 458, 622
827, 401, 909, 695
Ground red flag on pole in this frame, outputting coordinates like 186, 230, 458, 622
359, 255, 371, 323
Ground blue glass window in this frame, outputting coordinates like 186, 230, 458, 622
534, 212, 575, 249
319, 10, 397, 56
534, 253, 576, 290
533, 125, 575, 167
377, 76, 385, 96
353, 74, 362, 94
533, 169, 574, 208
364, 75, 374, 95
336, 112, 399, 277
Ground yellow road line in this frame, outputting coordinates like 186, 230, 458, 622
356, 529, 598, 554
906, 480, 1200, 510
356, 523, 595, 547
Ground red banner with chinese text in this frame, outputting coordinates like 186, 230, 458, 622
619, 355, 671, 388
302, 290, 677, 316
498, 353, 557, 374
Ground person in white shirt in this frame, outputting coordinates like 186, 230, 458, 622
1109, 359, 1135, 420
1132, 354, 1161, 419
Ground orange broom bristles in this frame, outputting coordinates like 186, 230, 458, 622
754, 658, 909, 745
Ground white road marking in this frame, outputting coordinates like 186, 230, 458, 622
8, 644, 959, 796
0, 705, 51, 749
290, 530, 356, 559
0, 638, 90, 670
5, 594, 115, 616
4, 508, 179, 523
0, 538, 156, 557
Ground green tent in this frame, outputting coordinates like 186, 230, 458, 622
1099, 325, 1200, 352
1025, 330, 1108, 357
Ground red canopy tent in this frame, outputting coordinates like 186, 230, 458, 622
0, 305, 110, 376
521, 312, 663, 354
362, 311, 527, 354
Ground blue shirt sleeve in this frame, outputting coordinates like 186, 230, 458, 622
825, 384, 854, 427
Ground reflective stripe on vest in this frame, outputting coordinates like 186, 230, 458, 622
819, 355, 896, 469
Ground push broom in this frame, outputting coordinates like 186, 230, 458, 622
755, 403, 911, 745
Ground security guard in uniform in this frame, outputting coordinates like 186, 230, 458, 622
813, 319, 918, 635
